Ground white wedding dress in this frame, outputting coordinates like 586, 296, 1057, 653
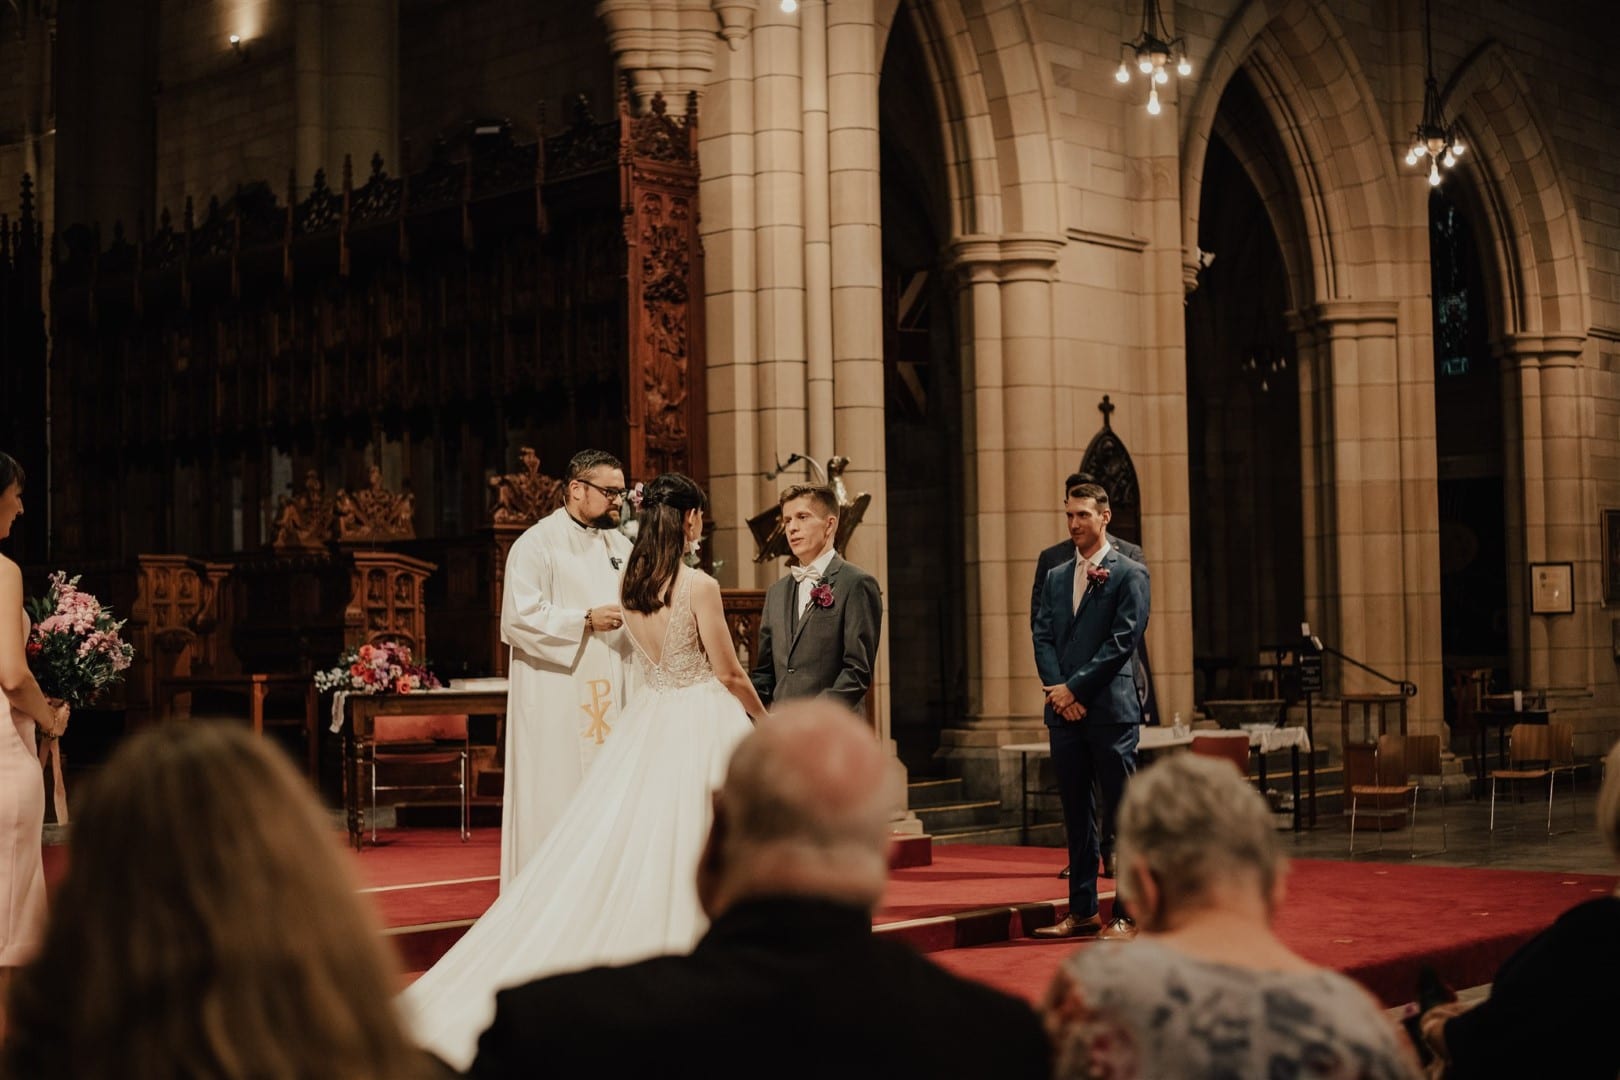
402, 572, 753, 1069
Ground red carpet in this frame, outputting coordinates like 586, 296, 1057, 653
930, 858, 1619, 1006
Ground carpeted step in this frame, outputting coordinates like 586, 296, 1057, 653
933, 821, 1068, 847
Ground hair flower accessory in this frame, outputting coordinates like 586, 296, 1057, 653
1084, 564, 1110, 586
626, 482, 645, 510
810, 582, 835, 609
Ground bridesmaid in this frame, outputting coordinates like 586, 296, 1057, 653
0, 451, 69, 1038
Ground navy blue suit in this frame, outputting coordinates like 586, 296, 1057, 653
1032, 548, 1149, 918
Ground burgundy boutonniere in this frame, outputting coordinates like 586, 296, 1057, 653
809, 582, 835, 609
1084, 565, 1110, 586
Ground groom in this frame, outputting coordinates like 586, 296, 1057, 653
750, 483, 882, 715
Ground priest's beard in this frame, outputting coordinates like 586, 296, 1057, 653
589, 509, 620, 529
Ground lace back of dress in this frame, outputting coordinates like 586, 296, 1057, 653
639, 574, 712, 692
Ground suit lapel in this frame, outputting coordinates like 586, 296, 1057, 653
788, 554, 841, 657
1068, 550, 1117, 636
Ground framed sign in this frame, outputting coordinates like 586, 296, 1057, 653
1529, 562, 1575, 615
1604, 510, 1620, 603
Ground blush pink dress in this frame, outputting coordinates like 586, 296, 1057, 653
0, 608, 47, 967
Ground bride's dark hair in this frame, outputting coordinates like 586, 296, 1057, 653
621, 473, 708, 614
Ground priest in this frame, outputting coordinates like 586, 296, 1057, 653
498, 449, 636, 887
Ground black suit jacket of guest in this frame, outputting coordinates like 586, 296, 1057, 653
1031, 534, 1145, 632
464, 897, 1052, 1080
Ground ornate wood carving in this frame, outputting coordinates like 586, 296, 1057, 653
487, 447, 564, 527
621, 89, 705, 487
336, 465, 416, 542
722, 589, 765, 668
273, 470, 338, 551
126, 556, 233, 724
346, 551, 436, 655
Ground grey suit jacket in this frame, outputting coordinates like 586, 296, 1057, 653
749, 554, 882, 713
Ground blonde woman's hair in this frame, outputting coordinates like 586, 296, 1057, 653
4, 723, 430, 1080
1117, 752, 1284, 914
1599, 740, 1620, 863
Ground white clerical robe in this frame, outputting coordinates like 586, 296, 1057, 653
499, 507, 636, 887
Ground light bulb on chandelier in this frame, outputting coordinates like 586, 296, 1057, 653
1154, 67, 1169, 85
1147, 87, 1162, 115
780, 0, 798, 12
1428, 162, 1442, 186
1406, 0, 1464, 186
1114, 1, 1191, 117
1115, 63, 1130, 84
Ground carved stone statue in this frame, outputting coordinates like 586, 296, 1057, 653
487, 447, 564, 527
272, 470, 336, 551
746, 455, 872, 563
336, 465, 416, 542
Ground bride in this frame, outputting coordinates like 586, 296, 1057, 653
403, 473, 767, 1069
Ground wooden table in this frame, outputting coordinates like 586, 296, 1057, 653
337, 688, 509, 850
158, 673, 319, 781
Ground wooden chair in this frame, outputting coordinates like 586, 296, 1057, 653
1489, 722, 1578, 836
1349, 733, 1446, 856
361, 713, 470, 845
1191, 732, 1251, 776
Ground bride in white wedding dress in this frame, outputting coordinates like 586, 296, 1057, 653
402, 473, 768, 1069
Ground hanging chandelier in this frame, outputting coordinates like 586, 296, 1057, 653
1113, 0, 1191, 116
1406, 0, 1465, 185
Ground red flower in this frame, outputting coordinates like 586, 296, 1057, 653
25, 642, 41, 657
394, 676, 411, 694
1085, 565, 1110, 586
350, 662, 366, 677
810, 583, 835, 609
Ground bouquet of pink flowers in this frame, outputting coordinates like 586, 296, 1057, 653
25, 572, 135, 708
313, 640, 441, 695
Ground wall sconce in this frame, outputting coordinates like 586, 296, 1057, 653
229, 34, 249, 62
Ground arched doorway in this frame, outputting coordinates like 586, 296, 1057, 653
1429, 180, 1510, 707
879, 6, 967, 773
1185, 72, 1305, 704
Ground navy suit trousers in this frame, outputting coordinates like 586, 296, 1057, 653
1048, 720, 1138, 918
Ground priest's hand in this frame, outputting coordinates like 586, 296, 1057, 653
586, 604, 624, 632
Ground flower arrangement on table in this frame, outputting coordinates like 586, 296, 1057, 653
313, 640, 441, 696
25, 572, 134, 824
25, 571, 134, 710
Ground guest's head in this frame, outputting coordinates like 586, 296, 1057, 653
622, 472, 707, 614
777, 482, 839, 564
1063, 471, 1094, 501
565, 448, 626, 529
1600, 740, 1620, 866
698, 700, 900, 919
4, 723, 431, 1080
0, 451, 23, 542
1117, 753, 1285, 931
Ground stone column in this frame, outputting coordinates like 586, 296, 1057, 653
1502, 333, 1591, 694
293, 0, 397, 185
598, 0, 722, 109
801, 0, 835, 463
1294, 300, 1440, 732
938, 234, 1062, 802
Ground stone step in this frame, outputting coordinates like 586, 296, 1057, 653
913, 799, 1003, 833
933, 821, 1068, 847
907, 776, 966, 809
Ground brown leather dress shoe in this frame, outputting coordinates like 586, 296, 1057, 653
1096, 916, 1138, 942
1032, 913, 1104, 939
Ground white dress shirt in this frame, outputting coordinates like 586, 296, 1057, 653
796, 546, 839, 615
1072, 539, 1112, 615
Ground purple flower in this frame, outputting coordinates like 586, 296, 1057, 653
1085, 565, 1110, 586
810, 582, 834, 609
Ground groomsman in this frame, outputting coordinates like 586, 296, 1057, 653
1031, 483, 1149, 941
749, 484, 882, 714
1031, 472, 1152, 880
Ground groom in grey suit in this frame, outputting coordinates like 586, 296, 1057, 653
750, 483, 883, 714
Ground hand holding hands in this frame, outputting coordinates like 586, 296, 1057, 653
586, 604, 624, 632
1043, 684, 1085, 723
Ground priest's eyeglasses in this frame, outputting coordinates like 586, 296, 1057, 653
575, 479, 626, 501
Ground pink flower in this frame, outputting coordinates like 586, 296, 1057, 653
810, 583, 835, 609
1085, 565, 1110, 586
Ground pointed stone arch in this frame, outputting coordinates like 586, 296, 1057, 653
1180, 0, 1401, 303
1441, 40, 1591, 339
879, 0, 1064, 242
